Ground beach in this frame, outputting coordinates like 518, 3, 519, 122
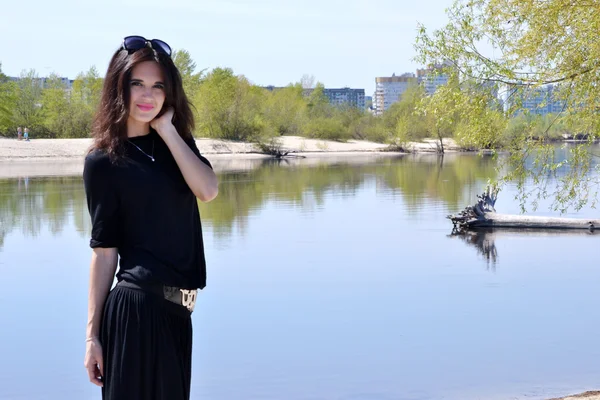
0, 135, 460, 178
550, 393, 600, 400
0, 135, 460, 161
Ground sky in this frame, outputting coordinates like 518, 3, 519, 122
0, 0, 453, 95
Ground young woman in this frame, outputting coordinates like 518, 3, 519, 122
83, 36, 218, 400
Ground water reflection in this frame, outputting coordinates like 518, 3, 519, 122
2, 153, 600, 400
0, 154, 497, 249
451, 228, 599, 271
376, 154, 497, 210
0, 176, 90, 248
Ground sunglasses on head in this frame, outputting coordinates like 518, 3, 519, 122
121, 36, 172, 57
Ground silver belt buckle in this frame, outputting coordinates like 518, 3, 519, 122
180, 289, 197, 312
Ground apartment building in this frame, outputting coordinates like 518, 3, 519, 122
374, 73, 418, 115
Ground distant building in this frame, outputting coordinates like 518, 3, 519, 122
262, 85, 286, 92
9, 76, 73, 89
520, 85, 564, 115
365, 95, 373, 110
322, 88, 365, 109
275, 86, 366, 109
416, 64, 449, 95
374, 73, 418, 115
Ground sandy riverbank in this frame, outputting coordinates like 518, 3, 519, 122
550, 392, 600, 400
0, 135, 461, 162
0, 136, 463, 178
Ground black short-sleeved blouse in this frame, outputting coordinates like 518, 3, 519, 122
83, 130, 212, 290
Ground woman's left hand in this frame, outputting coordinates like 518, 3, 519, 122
150, 107, 175, 136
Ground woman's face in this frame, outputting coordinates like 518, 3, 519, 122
127, 61, 166, 125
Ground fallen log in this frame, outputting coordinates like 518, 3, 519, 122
448, 187, 600, 232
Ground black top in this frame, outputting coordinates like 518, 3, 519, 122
83, 130, 212, 290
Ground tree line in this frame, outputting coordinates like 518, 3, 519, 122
0, 51, 579, 150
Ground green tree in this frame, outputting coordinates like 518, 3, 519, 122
0, 63, 17, 133
389, 84, 429, 145
41, 73, 69, 137
66, 66, 103, 137
194, 68, 265, 141
415, 0, 600, 210
173, 49, 204, 101
306, 83, 330, 118
262, 84, 306, 136
421, 82, 462, 153
13, 69, 44, 132
348, 113, 387, 142
72, 66, 102, 112
303, 83, 354, 141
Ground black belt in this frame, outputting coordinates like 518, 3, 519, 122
116, 280, 198, 313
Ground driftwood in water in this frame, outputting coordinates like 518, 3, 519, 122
256, 140, 306, 159
448, 187, 600, 232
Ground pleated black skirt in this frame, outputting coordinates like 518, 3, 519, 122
100, 284, 193, 400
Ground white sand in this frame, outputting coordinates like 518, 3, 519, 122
549, 392, 600, 400
0, 136, 461, 178
0, 136, 459, 161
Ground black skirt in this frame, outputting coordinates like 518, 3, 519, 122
100, 284, 193, 400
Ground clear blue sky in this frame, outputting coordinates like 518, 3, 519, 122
1, 0, 452, 95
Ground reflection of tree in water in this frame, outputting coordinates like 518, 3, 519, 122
1, 154, 500, 249
0, 176, 90, 250
377, 153, 498, 211
200, 154, 498, 240
450, 229, 498, 271
450, 228, 600, 271
199, 159, 368, 241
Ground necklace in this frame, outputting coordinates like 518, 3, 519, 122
128, 139, 155, 162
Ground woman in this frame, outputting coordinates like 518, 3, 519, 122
83, 36, 218, 400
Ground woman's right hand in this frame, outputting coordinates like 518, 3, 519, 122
84, 337, 104, 387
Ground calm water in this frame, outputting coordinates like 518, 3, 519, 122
0, 153, 599, 400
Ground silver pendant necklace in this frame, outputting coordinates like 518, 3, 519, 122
128, 139, 155, 162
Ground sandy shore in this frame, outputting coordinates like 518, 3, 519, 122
0, 136, 461, 178
0, 135, 460, 162
549, 392, 600, 400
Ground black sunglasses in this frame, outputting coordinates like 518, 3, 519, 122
122, 36, 172, 57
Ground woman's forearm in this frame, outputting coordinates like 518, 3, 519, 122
161, 128, 219, 202
86, 248, 118, 339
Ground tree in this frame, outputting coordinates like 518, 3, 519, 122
427, 77, 506, 152
67, 67, 103, 137
173, 49, 204, 101
306, 83, 330, 118
0, 63, 17, 133
262, 84, 306, 136
415, 0, 600, 210
300, 74, 316, 89
41, 73, 69, 137
72, 66, 102, 111
13, 69, 44, 131
194, 68, 264, 141
389, 84, 429, 145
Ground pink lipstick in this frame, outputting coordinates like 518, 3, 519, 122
137, 104, 154, 112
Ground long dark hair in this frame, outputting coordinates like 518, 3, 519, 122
91, 46, 194, 160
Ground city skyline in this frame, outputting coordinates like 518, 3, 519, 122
1, 0, 453, 95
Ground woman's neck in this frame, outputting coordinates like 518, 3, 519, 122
127, 119, 151, 138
